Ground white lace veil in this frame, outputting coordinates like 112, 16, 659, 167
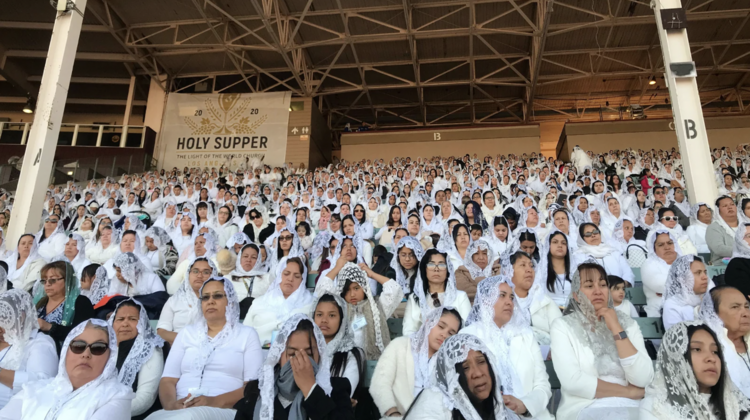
562, 259, 635, 380
0, 289, 38, 370
256, 313, 332, 420
645, 320, 750, 420
431, 333, 517, 420
731, 223, 750, 259
664, 255, 706, 308
82, 265, 111, 305
413, 249, 459, 323
334, 263, 387, 352
112, 252, 145, 287
389, 236, 424, 293
411, 306, 455, 396
463, 238, 495, 279
0, 265, 7, 294
310, 293, 356, 355
20, 319, 131, 419
107, 298, 165, 387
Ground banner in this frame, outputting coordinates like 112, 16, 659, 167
158, 91, 292, 170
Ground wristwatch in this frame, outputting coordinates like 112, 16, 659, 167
613, 331, 628, 341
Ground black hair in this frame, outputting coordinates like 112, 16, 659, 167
442, 307, 464, 331
395, 242, 420, 295
455, 352, 498, 420
517, 231, 540, 261
277, 319, 318, 370
470, 224, 483, 233
502, 207, 519, 221
196, 201, 209, 224
314, 294, 365, 381
715, 195, 734, 208
607, 275, 627, 290
452, 223, 470, 248
81, 263, 101, 282
114, 299, 141, 316
122, 229, 138, 242
578, 222, 599, 240
353, 203, 367, 224
709, 285, 743, 313
341, 214, 357, 235
657, 207, 675, 220
684, 324, 728, 420
577, 262, 609, 287
545, 231, 571, 293
387, 205, 402, 227
417, 249, 449, 306
296, 221, 311, 237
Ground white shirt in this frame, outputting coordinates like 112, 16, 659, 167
614, 300, 640, 319
162, 324, 262, 400
156, 296, 195, 334
402, 291, 471, 336
131, 348, 164, 416
107, 271, 165, 297
0, 332, 58, 410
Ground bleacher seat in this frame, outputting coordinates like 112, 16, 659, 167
307, 272, 317, 288
635, 317, 665, 340
387, 318, 403, 339
150, 319, 158, 329
545, 360, 560, 390
631, 267, 641, 285
707, 265, 726, 279
699, 253, 711, 263
364, 360, 378, 387
625, 286, 646, 306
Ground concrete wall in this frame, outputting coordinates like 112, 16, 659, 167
560, 116, 750, 159
284, 97, 312, 168
341, 125, 541, 162
308, 101, 332, 169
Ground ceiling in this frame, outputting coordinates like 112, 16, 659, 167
1, 0, 749, 131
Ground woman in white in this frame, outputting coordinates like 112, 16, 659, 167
640, 320, 750, 420
370, 306, 462, 418
244, 256, 314, 346
148, 277, 262, 420
61, 233, 91, 278
551, 208, 578, 250
405, 333, 523, 420
35, 214, 68, 262
108, 252, 165, 297
454, 238, 500, 304
662, 255, 712, 330
227, 244, 271, 302
460, 275, 554, 419
419, 204, 443, 238
3, 234, 46, 292
142, 190, 163, 219
0, 319, 135, 420
519, 206, 549, 239
389, 236, 424, 295
108, 298, 165, 417
87, 225, 119, 265
487, 215, 513, 257
642, 229, 683, 317
315, 262, 402, 360
157, 258, 217, 346
574, 222, 635, 285
341, 216, 373, 266
654, 207, 698, 255
0, 289, 58, 409
144, 226, 179, 281
75, 217, 96, 246
103, 230, 153, 279
686, 203, 714, 254
536, 228, 579, 307
153, 201, 179, 233
211, 205, 239, 249
402, 248, 471, 336
170, 211, 197, 256
120, 192, 142, 213
550, 261, 653, 420
699, 285, 750, 398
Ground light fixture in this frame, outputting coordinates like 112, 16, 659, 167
66, 171, 73, 176
648, 76, 656, 85
288, 107, 292, 112
22, 97, 35, 114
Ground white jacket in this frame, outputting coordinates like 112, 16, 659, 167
641, 258, 671, 317
402, 291, 471, 336
369, 336, 415, 416
686, 224, 710, 254
461, 324, 554, 420
550, 316, 654, 420
131, 348, 164, 416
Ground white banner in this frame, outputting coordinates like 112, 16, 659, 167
158, 91, 292, 170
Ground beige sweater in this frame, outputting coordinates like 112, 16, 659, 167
369, 336, 415, 417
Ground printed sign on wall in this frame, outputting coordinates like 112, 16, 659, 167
158, 91, 292, 170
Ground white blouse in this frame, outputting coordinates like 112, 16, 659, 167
162, 325, 262, 399
107, 271, 165, 297
0, 331, 58, 410
156, 296, 197, 334
131, 347, 164, 416
402, 291, 471, 336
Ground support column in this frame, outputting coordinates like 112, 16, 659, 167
145, 75, 168, 168
120, 75, 136, 147
652, 0, 717, 206
5, 0, 88, 250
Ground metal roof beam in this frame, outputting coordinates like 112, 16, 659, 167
0, 96, 146, 106
525, 0, 552, 122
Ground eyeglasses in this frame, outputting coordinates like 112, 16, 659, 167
190, 269, 213, 276
426, 262, 447, 270
40, 277, 64, 286
582, 230, 601, 238
661, 216, 679, 222
45, 218, 59, 224
399, 252, 415, 260
200, 293, 226, 302
279, 235, 293, 242
69, 340, 109, 356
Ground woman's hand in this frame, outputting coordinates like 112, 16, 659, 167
358, 263, 373, 277
626, 384, 645, 400
502, 395, 528, 415
166, 397, 188, 410
37, 319, 51, 332
596, 307, 623, 335
183, 395, 215, 408
291, 349, 317, 398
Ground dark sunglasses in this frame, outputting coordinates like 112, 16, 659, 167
69, 340, 109, 356
583, 229, 601, 238
45, 218, 59, 224
200, 293, 226, 302
279, 235, 293, 242
40, 277, 64, 286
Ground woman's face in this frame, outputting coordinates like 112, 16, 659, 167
691, 261, 709, 295
655, 233, 677, 264
493, 282, 514, 326
343, 219, 356, 236
717, 288, 750, 338
688, 328, 721, 393
493, 224, 508, 241
189, 260, 212, 292
194, 236, 207, 256
425, 253, 448, 285
472, 249, 489, 270
280, 262, 303, 298
622, 220, 634, 242
329, 217, 340, 232
180, 215, 193, 232
462, 350, 493, 401
200, 280, 227, 323
340, 238, 357, 262
661, 210, 677, 229
511, 255, 535, 292
121, 233, 136, 253
520, 240, 536, 255
424, 206, 434, 221
314, 301, 341, 341
549, 234, 568, 258
17, 235, 33, 258
590, 209, 601, 225
578, 198, 589, 212
42, 267, 66, 299
608, 199, 621, 217
465, 204, 474, 217
280, 330, 320, 367
553, 212, 569, 233
344, 280, 365, 305
576, 268, 609, 311
398, 247, 417, 270
66, 326, 110, 390
198, 206, 208, 218
697, 206, 712, 224
523, 197, 533, 207
428, 313, 460, 355
644, 209, 655, 225
405, 216, 419, 236
525, 208, 539, 226
455, 227, 470, 249
113, 305, 140, 343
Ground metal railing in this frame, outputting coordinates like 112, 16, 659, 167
0, 122, 147, 148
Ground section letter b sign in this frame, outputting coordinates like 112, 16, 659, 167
434, 132, 441, 141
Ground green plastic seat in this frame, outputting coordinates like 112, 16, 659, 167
364, 360, 378, 387
546, 361, 560, 390
387, 318, 403, 339
635, 317, 665, 340
631, 267, 642, 285
625, 286, 646, 306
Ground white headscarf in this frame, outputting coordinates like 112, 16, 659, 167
664, 255, 709, 308
0, 289, 39, 370
731, 223, 750, 260
255, 256, 313, 323
389, 236, 424, 294
107, 298, 165, 387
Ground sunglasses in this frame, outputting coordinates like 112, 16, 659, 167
661, 216, 679, 222
249, 214, 260, 220
279, 235, 293, 242
69, 340, 109, 356
583, 229, 601, 238
40, 277, 64, 286
45, 218, 59, 224
200, 293, 226, 302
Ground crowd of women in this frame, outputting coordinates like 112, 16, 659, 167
0, 145, 749, 419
